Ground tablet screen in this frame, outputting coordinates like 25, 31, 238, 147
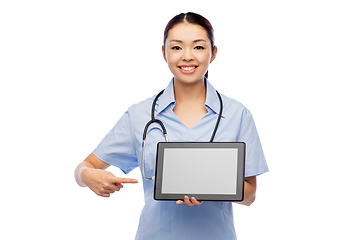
154, 142, 245, 201
162, 148, 238, 194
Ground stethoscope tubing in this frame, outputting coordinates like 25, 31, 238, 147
141, 88, 223, 180
209, 90, 223, 142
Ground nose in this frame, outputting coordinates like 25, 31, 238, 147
182, 48, 194, 61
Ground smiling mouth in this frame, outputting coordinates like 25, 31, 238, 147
178, 66, 198, 71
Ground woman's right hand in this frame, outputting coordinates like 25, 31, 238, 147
81, 168, 138, 197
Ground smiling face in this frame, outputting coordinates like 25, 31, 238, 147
162, 23, 217, 85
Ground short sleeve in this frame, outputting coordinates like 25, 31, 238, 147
92, 110, 138, 174
238, 109, 269, 177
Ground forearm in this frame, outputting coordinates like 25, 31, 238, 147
75, 153, 111, 187
233, 176, 257, 206
74, 154, 137, 197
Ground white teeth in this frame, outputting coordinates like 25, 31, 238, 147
181, 66, 196, 71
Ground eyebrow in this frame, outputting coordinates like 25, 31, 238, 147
170, 39, 206, 43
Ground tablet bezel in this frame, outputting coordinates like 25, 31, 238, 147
154, 142, 245, 201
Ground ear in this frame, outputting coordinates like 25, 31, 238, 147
210, 46, 218, 63
162, 45, 167, 63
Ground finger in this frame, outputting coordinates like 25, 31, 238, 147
97, 191, 110, 198
103, 182, 121, 192
112, 177, 138, 184
100, 188, 115, 195
176, 200, 184, 205
191, 197, 203, 205
103, 187, 117, 193
184, 196, 194, 207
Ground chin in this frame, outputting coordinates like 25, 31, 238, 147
173, 74, 206, 85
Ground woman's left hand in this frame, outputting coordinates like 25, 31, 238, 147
176, 196, 203, 206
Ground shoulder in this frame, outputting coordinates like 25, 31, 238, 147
220, 93, 252, 119
128, 97, 152, 112
126, 94, 157, 116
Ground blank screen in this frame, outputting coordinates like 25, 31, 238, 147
161, 148, 238, 194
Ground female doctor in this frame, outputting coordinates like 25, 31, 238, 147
75, 12, 268, 240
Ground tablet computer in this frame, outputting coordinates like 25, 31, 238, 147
154, 142, 245, 201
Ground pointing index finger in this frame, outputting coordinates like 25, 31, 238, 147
112, 177, 138, 184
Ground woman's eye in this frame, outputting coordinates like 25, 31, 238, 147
172, 46, 181, 50
195, 46, 205, 50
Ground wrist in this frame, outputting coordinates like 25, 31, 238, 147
75, 166, 88, 187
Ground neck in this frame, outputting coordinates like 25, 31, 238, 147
173, 77, 206, 104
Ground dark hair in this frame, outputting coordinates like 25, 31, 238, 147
163, 12, 215, 79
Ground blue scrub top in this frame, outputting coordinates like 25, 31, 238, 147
93, 79, 268, 240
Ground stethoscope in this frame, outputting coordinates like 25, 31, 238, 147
141, 87, 223, 180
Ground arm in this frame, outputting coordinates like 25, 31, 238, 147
233, 176, 257, 206
74, 153, 138, 197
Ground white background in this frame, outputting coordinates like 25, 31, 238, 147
1, 0, 359, 239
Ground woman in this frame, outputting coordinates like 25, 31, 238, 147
75, 12, 268, 239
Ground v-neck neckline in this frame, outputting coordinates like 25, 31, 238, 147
171, 107, 210, 130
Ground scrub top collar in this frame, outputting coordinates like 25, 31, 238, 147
156, 78, 225, 117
